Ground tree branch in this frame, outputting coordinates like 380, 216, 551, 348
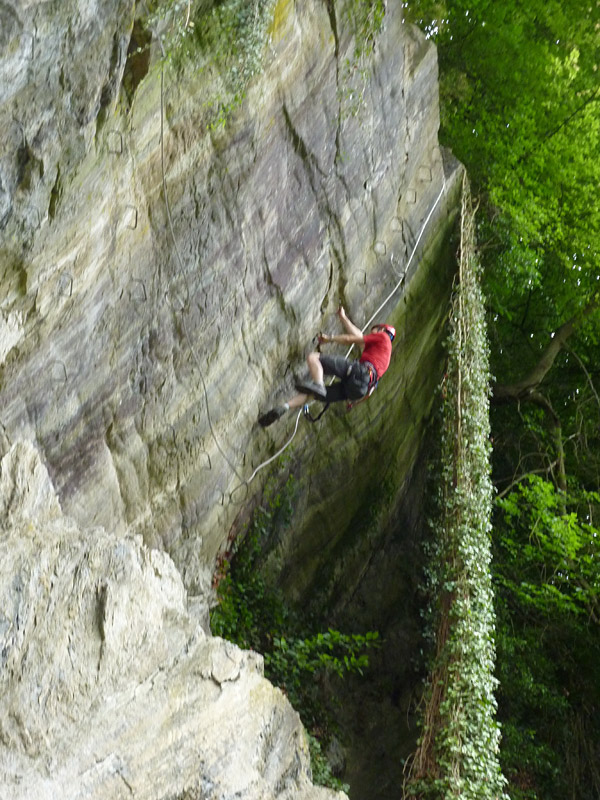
529, 392, 567, 496
493, 297, 600, 403
517, 86, 600, 165
567, 346, 600, 415
495, 462, 561, 500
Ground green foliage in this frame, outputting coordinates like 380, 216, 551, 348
210, 472, 379, 790
265, 629, 378, 723
497, 476, 600, 618
397, 6, 600, 792
142, 0, 278, 127
307, 733, 350, 795
340, 0, 387, 116
143, 0, 196, 61
493, 477, 600, 798
404, 0, 600, 378
343, 0, 386, 62
406, 182, 507, 800
191, 0, 278, 126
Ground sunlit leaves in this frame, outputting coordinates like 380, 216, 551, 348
496, 475, 600, 617
406, 0, 600, 351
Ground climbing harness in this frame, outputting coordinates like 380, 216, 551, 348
302, 359, 377, 421
292, 175, 448, 438
347, 362, 378, 411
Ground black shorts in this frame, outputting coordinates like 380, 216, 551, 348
319, 354, 371, 403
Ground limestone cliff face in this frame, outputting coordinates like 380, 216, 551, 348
0, 0, 461, 796
0, 441, 341, 799
0, 0, 460, 594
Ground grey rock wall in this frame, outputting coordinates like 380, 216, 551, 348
0, 0, 462, 796
0, 441, 343, 799
0, 0, 459, 599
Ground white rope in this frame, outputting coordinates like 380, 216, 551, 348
338, 174, 448, 364
231, 406, 304, 499
361, 177, 447, 336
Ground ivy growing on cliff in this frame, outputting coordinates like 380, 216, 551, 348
404, 177, 508, 800
143, 0, 278, 127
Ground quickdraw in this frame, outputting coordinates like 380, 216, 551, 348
303, 402, 330, 423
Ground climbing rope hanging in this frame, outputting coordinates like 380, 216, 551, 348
153, 21, 246, 489
361, 177, 447, 336
155, 27, 447, 503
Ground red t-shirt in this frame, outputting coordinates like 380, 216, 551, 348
360, 332, 392, 379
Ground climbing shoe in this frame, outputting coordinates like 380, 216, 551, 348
258, 406, 287, 427
294, 379, 327, 399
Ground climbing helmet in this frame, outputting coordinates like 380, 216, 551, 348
373, 323, 396, 342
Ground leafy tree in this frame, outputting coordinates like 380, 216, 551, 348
406, 0, 600, 357
404, 1, 600, 796
494, 477, 600, 799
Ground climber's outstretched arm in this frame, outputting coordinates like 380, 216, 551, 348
337, 306, 363, 340
318, 332, 364, 347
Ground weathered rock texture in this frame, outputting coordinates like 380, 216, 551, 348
0, 0, 460, 593
0, 0, 462, 796
0, 441, 342, 800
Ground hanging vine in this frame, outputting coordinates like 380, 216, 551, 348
340, 0, 387, 116
404, 175, 508, 800
141, 0, 278, 127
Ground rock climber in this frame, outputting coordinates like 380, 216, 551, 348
258, 306, 395, 427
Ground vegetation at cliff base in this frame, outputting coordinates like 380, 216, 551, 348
210, 473, 379, 793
